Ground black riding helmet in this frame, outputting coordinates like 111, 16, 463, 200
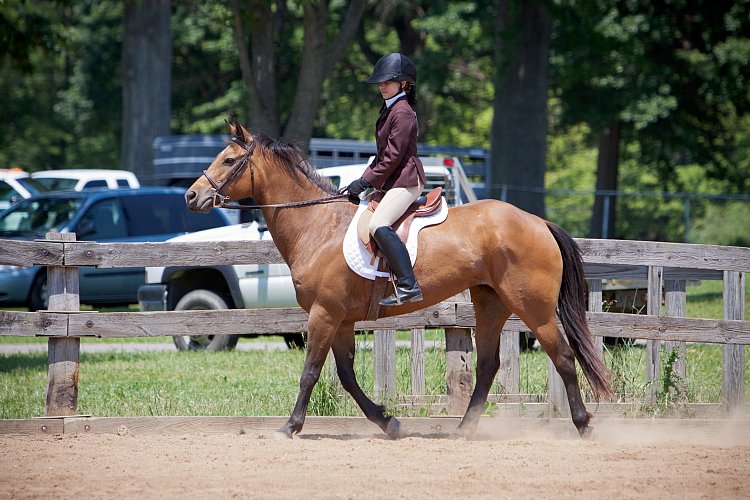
366, 53, 417, 84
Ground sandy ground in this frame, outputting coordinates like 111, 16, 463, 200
2, 418, 750, 499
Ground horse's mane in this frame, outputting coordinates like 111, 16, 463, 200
253, 133, 337, 195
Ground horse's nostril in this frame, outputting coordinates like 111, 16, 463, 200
185, 190, 196, 203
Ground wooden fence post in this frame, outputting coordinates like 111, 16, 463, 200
646, 266, 663, 400
497, 329, 520, 396
410, 327, 425, 395
723, 271, 745, 412
445, 327, 473, 415
45, 232, 80, 417
587, 278, 604, 355
373, 329, 396, 401
664, 280, 687, 389
547, 346, 569, 417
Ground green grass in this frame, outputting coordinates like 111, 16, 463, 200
2, 340, 747, 420
0, 280, 748, 419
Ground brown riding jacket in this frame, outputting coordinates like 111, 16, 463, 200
362, 96, 426, 191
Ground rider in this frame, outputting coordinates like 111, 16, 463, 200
343, 53, 426, 306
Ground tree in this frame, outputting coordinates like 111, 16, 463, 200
490, 0, 551, 217
0, 1, 124, 170
551, 0, 750, 238
229, 0, 366, 147
121, 0, 172, 181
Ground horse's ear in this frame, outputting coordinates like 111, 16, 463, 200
227, 117, 250, 143
226, 117, 240, 138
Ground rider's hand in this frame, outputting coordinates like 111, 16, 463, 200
340, 177, 370, 197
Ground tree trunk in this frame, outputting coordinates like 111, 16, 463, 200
121, 0, 172, 183
282, 2, 328, 146
283, 0, 366, 147
231, 0, 280, 137
490, 0, 550, 218
589, 121, 621, 238
232, 0, 365, 148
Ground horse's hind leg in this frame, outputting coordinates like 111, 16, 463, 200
530, 317, 592, 436
455, 285, 510, 438
330, 322, 400, 439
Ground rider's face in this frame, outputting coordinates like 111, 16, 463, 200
378, 80, 403, 100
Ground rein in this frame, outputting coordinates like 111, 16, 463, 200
202, 135, 351, 210
219, 194, 351, 210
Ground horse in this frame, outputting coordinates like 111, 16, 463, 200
185, 119, 612, 439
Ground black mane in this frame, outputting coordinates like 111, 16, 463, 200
253, 133, 337, 195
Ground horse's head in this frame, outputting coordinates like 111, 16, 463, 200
185, 118, 256, 213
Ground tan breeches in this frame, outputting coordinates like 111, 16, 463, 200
368, 183, 424, 235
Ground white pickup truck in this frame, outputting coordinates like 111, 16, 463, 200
140, 158, 472, 351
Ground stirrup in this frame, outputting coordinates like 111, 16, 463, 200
380, 283, 423, 307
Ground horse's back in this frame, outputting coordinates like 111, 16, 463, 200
443, 198, 558, 251
417, 198, 563, 290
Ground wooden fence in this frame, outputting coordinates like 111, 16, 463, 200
0, 233, 748, 419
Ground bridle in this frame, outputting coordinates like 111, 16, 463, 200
201, 135, 350, 210
202, 135, 257, 208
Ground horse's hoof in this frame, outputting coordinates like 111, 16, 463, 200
578, 425, 596, 439
385, 417, 401, 440
450, 428, 469, 440
273, 430, 293, 440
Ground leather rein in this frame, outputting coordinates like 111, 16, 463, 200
202, 135, 350, 210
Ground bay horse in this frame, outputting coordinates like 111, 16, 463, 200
185, 119, 612, 439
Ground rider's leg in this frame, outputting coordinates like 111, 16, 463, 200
369, 184, 423, 306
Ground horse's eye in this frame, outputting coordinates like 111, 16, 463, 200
224, 157, 236, 166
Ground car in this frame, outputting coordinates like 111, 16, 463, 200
0, 187, 230, 310
0, 169, 48, 210
31, 169, 140, 191
141, 159, 470, 351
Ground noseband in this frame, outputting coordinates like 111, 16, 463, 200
202, 136, 257, 208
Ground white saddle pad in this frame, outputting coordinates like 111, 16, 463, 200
343, 198, 449, 280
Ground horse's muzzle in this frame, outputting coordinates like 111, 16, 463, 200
184, 189, 213, 213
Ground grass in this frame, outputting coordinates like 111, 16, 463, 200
1, 340, 746, 420
0, 280, 748, 419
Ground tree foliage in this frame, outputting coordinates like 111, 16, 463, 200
0, 0, 748, 244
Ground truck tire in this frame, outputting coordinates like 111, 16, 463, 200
28, 272, 48, 312
172, 290, 240, 352
283, 333, 305, 350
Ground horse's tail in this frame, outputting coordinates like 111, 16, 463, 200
546, 222, 612, 400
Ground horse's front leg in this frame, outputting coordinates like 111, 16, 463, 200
331, 322, 401, 439
276, 304, 340, 438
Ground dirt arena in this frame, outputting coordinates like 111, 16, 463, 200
2, 417, 750, 499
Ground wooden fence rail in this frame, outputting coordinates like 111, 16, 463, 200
0, 234, 747, 418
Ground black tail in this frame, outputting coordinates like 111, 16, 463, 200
546, 222, 612, 400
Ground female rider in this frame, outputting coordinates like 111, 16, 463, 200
343, 53, 426, 306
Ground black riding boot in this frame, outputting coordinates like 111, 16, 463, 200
372, 226, 423, 306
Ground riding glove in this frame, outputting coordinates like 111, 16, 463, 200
342, 177, 370, 197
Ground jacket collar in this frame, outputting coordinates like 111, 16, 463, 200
384, 91, 407, 108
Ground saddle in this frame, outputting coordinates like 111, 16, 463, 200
357, 186, 444, 253
347, 186, 446, 322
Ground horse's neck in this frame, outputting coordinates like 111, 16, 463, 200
258, 185, 354, 268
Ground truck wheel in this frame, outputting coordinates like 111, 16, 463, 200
28, 273, 48, 312
172, 290, 240, 352
283, 333, 305, 350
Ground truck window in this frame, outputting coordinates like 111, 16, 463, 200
183, 207, 228, 232
76, 199, 127, 240
122, 193, 226, 236
82, 180, 108, 189
122, 194, 181, 236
